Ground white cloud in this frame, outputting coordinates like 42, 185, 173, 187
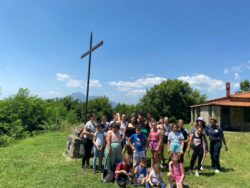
109, 77, 166, 91
223, 68, 228, 74
178, 74, 225, 93
89, 79, 102, 88
126, 89, 146, 96
56, 73, 102, 89
66, 79, 82, 88
234, 72, 240, 80
233, 82, 240, 88
230, 61, 250, 73
56, 73, 70, 81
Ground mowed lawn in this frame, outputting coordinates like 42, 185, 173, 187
0, 130, 250, 188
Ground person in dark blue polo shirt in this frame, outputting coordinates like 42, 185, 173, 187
206, 117, 228, 173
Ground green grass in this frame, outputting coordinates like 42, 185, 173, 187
0, 130, 250, 188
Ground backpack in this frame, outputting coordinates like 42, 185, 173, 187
102, 157, 114, 183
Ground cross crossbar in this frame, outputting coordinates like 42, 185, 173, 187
80, 40, 104, 59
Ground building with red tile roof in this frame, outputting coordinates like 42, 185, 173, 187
191, 82, 250, 131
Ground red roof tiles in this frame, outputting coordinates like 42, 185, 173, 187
191, 91, 250, 108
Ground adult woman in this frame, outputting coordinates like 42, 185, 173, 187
104, 122, 123, 172
206, 117, 228, 173
81, 113, 97, 170
123, 114, 136, 156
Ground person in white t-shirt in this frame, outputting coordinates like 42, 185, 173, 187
80, 113, 97, 170
93, 123, 106, 173
145, 163, 165, 188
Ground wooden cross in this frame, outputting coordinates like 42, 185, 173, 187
80, 32, 103, 123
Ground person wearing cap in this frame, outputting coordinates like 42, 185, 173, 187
206, 117, 228, 174
191, 116, 208, 170
128, 125, 147, 167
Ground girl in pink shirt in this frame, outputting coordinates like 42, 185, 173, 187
148, 119, 162, 168
168, 152, 185, 188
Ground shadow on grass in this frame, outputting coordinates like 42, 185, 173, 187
172, 184, 190, 188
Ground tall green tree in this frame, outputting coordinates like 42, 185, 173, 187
113, 103, 137, 118
87, 97, 113, 121
137, 79, 206, 122
239, 79, 250, 92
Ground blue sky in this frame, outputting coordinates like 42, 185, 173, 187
0, 0, 250, 104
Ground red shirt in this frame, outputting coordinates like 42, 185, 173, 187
115, 162, 130, 179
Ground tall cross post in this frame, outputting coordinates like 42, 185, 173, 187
80, 32, 103, 123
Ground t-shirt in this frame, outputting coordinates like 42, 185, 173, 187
168, 131, 184, 144
180, 128, 189, 141
135, 165, 147, 178
149, 170, 162, 184
129, 133, 147, 152
191, 133, 203, 148
115, 162, 131, 179
206, 126, 224, 141
85, 120, 97, 140
163, 123, 172, 137
95, 131, 105, 146
119, 121, 128, 136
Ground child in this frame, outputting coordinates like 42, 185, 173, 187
148, 119, 162, 168
145, 163, 165, 188
93, 123, 105, 173
115, 154, 132, 187
133, 158, 147, 186
128, 125, 147, 167
168, 153, 185, 188
187, 127, 206, 177
168, 123, 184, 154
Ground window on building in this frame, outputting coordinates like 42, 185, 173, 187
244, 108, 250, 122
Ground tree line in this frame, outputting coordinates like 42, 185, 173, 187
0, 80, 206, 146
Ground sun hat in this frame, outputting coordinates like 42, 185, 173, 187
196, 117, 204, 122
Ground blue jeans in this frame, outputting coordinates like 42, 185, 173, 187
93, 146, 103, 170
145, 182, 165, 188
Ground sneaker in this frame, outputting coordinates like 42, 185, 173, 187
215, 169, 220, 174
93, 169, 97, 174
195, 171, 199, 177
200, 166, 204, 171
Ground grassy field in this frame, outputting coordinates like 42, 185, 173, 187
0, 130, 250, 188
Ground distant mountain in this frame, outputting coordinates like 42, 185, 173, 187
69, 92, 118, 107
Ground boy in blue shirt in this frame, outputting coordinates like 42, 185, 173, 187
128, 125, 147, 167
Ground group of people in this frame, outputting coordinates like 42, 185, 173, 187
80, 112, 228, 188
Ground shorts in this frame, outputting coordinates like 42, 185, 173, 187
149, 141, 159, 151
163, 135, 168, 144
170, 143, 181, 153
173, 175, 182, 183
133, 151, 145, 164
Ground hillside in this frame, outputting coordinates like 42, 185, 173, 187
0, 131, 249, 188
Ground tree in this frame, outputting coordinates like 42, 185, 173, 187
137, 79, 206, 122
113, 103, 137, 118
239, 79, 250, 92
87, 97, 113, 121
